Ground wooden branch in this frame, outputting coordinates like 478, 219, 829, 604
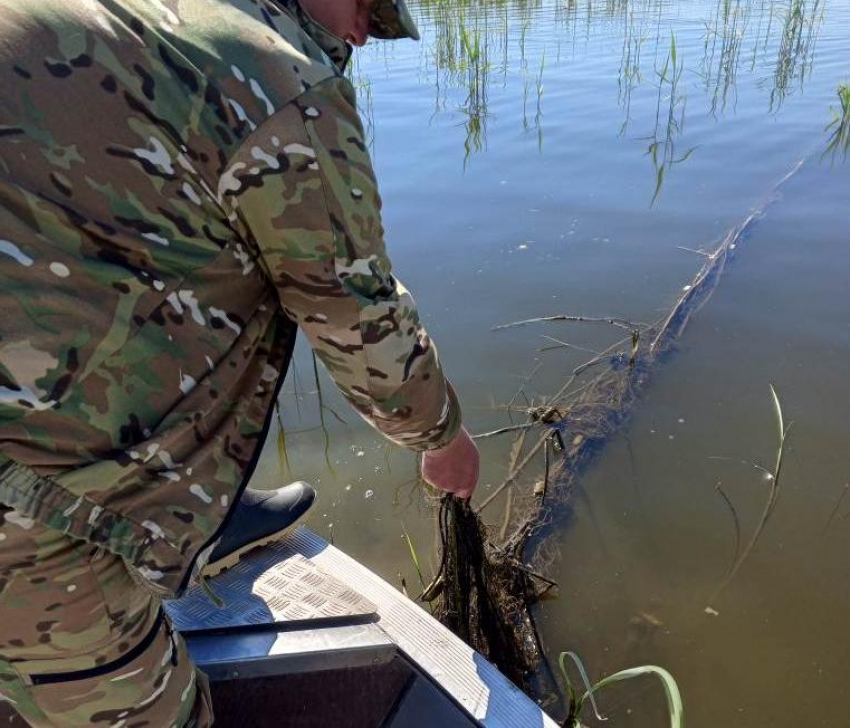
472, 423, 536, 440
493, 314, 645, 333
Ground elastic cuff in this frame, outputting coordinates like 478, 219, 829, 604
416, 382, 462, 452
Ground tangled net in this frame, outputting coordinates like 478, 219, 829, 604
433, 495, 554, 692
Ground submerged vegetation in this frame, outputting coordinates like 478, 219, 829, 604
705, 385, 790, 614
558, 652, 684, 727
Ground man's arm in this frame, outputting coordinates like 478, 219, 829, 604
223, 76, 476, 491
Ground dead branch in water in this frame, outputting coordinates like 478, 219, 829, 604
494, 314, 647, 333
651, 158, 805, 353
482, 157, 806, 521
427, 157, 806, 702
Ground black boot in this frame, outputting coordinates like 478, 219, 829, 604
204, 483, 316, 577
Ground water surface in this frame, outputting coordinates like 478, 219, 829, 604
251, 1, 850, 724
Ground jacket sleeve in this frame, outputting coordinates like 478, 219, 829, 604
224, 77, 461, 451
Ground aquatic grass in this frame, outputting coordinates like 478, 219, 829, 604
290, 356, 303, 420
401, 522, 427, 593
535, 51, 546, 151
769, 0, 825, 110
457, 13, 492, 164
823, 83, 850, 161
312, 351, 336, 477
823, 482, 850, 536
701, 0, 751, 115
618, 1, 648, 134
390, 0, 827, 168
705, 384, 790, 613
558, 651, 684, 727
644, 31, 695, 205
275, 401, 290, 477
401, 522, 435, 614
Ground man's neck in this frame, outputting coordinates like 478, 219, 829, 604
271, 0, 352, 71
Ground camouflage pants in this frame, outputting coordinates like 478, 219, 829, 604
0, 505, 213, 727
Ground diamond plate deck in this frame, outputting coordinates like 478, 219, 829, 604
164, 541, 377, 633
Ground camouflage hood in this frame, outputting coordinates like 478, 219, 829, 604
369, 0, 420, 41
272, 0, 420, 72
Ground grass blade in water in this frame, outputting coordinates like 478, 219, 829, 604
580, 665, 684, 728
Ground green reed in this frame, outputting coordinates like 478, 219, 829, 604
362, 0, 831, 169
824, 82, 850, 161
644, 31, 696, 206
702, 0, 751, 115
770, 0, 825, 110
706, 385, 790, 612
558, 651, 684, 727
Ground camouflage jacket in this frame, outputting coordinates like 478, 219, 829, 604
0, 0, 460, 598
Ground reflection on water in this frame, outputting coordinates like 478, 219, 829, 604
644, 33, 692, 204
253, 0, 850, 725
768, 0, 825, 109
353, 0, 831, 199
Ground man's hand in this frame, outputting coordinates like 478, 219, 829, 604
421, 426, 480, 499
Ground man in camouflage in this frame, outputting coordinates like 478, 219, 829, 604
0, 0, 480, 724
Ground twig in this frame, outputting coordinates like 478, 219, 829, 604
539, 434, 552, 505
677, 245, 713, 258
538, 335, 601, 355
539, 335, 630, 414
572, 335, 634, 377
500, 486, 515, 543
510, 560, 558, 588
494, 314, 644, 333
313, 351, 336, 476
708, 456, 773, 479
506, 361, 543, 419
473, 423, 536, 440
477, 433, 549, 513
500, 432, 527, 541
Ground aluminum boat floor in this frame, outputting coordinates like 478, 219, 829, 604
165, 544, 376, 632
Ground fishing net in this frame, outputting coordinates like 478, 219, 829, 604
432, 495, 553, 692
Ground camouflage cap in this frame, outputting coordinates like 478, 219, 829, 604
369, 0, 420, 41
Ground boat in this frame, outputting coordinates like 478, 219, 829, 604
0, 526, 559, 727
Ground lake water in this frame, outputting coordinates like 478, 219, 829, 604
251, 1, 850, 725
